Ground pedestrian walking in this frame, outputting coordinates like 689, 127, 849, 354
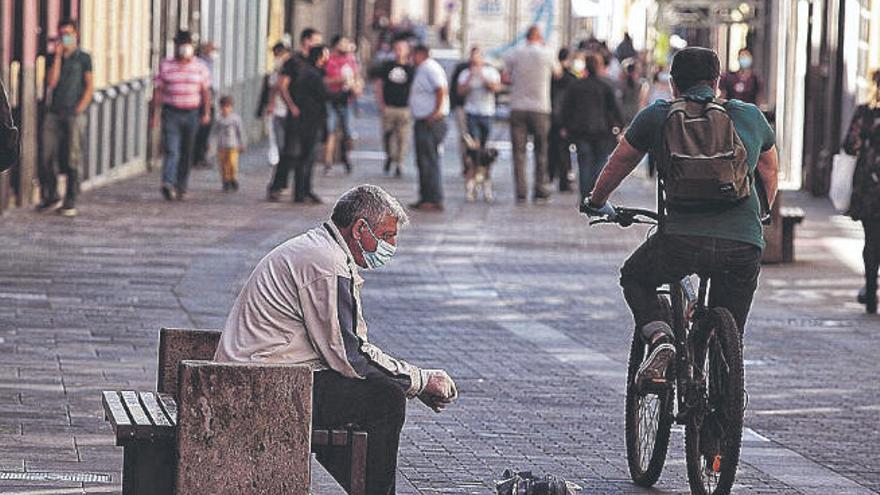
619, 58, 648, 125
211, 95, 246, 192
721, 48, 762, 105
192, 42, 219, 169
456, 46, 501, 201
408, 44, 449, 212
561, 52, 624, 201
323, 36, 362, 174
447, 57, 471, 180
214, 184, 458, 495
503, 25, 562, 203
259, 42, 291, 168
285, 45, 330, 204
549, 48, 581, 193
268, 28, 323, 202
842, 69, 880, 314
151, 30, 211, 201
1, 75, 20, 172
375, 38, 414, 177
36, 19, 93, 217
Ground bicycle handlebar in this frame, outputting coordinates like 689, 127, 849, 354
586, 207, 659, 227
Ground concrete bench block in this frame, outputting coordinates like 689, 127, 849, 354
175, 361, 313, 495
157, 327, 221, 397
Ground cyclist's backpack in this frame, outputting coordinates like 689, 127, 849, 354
659, 97, 750, 210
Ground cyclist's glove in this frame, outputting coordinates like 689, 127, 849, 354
581, 196, 617, 220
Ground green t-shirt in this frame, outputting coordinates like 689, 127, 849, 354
624, 85, 775, 249
49, 49, 92, 116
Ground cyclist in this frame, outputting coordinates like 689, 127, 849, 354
582, 47, 778, 386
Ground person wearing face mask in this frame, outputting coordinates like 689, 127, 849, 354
721, 47, 762, 105
560, 52, 624, 202
215, 184, 458, 495
548, 48, 580, 193
151, 30, 212, 201
36, 18, 93, 217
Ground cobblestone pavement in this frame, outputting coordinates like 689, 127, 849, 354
0, 107, 877, 494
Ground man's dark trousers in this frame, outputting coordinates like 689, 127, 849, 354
313, 370, 406, 495
414, 118, 447, 204
160, 106, 200, 192
38, 112, 85, 204
272, 116, 320, 201
620, 233, 762, 335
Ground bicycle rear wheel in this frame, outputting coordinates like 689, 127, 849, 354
625, 296, 674, 487
685, 307, 744, 495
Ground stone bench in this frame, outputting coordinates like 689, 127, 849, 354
781, 206, 805, 263
100, 327, 367, 495
103, 361, 313, 494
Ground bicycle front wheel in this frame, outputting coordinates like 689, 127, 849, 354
685, 307, 744, 495
624, 296, 674, 487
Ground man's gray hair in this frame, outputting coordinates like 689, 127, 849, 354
331, 184, 410, 228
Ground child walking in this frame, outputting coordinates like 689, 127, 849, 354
211, 95, 246, 191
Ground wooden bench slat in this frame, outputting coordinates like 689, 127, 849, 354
139, 392, 172, 427
157, 392, 178, 425
102, 391, 132, 426
121, 390, 152, 426
102, 391, 135, 443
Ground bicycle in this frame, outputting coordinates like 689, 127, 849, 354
586, 206, 745, 495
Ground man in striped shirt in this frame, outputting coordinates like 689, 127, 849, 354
150, 30, 212, 201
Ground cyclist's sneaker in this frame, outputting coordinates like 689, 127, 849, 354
636, 342, 675, 387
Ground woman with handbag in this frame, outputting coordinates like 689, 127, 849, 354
0, 77, 20, 173
842, 69, 880, 313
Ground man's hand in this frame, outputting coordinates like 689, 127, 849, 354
580, 196, 616, 220
418, 369, 457, 413
201, 113, 211, 125
289, 104, 301, 118
427, 111, 444, 123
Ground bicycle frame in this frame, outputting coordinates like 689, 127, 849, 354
662, 274, 713, 424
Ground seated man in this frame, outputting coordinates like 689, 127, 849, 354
215, 184, 457, 495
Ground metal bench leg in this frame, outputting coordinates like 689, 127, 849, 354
122, 441, 175, 495
348, 431, 367, 495
782, 221, 796, 263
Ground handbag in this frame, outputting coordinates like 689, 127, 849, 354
830, 152, 857, 212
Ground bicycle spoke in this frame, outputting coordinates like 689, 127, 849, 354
637, 393, 661, 472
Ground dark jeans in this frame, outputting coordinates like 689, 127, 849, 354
620, 234, 762, 336
862, 219, 880, 307
270, 116, 321, 200
465, 114, 492, 148
313, 370, 407, 495
39, 112, 85, 204
548, 123, 572, 191
161, 106, 200, 192
193, 104, 214, 166
414, 118, 447, 204
572, 136, 612, 201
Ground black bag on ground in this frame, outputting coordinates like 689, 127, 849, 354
0, 78, 19, 172
495, 468, 581, 495
659, 97, 750, 210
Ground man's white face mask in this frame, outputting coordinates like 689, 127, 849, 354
356, 220, 396, 270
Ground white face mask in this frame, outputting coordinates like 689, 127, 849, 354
178, 44, 194, 59
572, 59, 586, 73
356, 221, 397, 270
